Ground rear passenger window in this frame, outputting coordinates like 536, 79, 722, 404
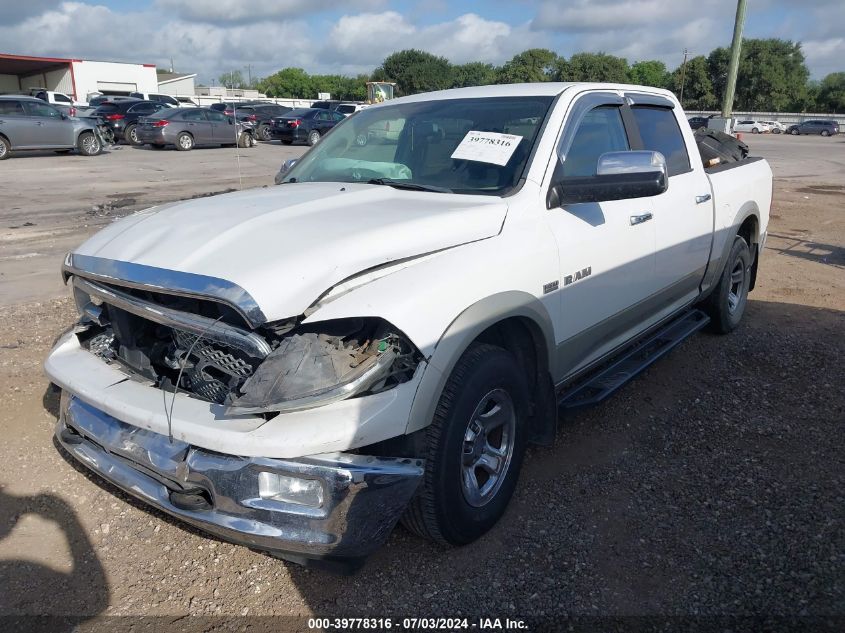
562, 106, 629, 178
0, 101, 24, 115
632, 106, 690, 176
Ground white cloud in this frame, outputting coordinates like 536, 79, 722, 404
322, 11, 539, 74
802, 38, 845, 79
154, 0, 388, 24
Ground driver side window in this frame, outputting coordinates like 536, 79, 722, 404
561, 106, 629, 178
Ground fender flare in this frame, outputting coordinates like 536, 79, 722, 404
700, 202, 760, 298
405, 290, 556, 435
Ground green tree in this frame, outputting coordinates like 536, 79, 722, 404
218, 70, 247, 89
628, 60, 670, 88
377, 49, 452, 96
451, 62, 497, 88
496, 49, 558, 84
708, 38, 810, 112
557, 52, 629, 82
258, 68, 314, 98
817, 72, 845, 113
670, 55, 717, 110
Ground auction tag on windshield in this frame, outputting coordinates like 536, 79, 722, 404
451, 131, 523, 166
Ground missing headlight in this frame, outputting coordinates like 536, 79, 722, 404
226, 317, 421, 414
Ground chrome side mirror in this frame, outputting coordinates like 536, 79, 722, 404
597, 150, 668, 179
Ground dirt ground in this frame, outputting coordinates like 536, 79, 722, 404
0, 136, 843, 631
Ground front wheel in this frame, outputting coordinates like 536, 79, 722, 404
402, 343, 529, 545
751, 127, 759, 134
77, 131, 102, 156
821, 130, 830, 137
790, 128, 800, 135
307, 129, 321, 146
703, 235, 751, 334
0, 136, 10, 160
773, 128, 781, 134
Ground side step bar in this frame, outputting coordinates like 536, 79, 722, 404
558, 309, 710, 411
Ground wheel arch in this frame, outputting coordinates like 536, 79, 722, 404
406, 291, 557, 444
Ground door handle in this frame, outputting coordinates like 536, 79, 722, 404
630, 212, 653, 226
695, 193, 712, 204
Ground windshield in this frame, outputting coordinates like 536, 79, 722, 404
282, 96, 554, 196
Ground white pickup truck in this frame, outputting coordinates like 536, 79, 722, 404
47, 83, 772, 571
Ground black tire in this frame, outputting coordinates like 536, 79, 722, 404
124, 123, 141, 146
0, 136, 10, 160
790, 128, 799, 136
307, 129, 320, 146
821, 130, 830, 137
257, 124, 272, 141
76, 131, 102, 156
237, 131, 254, 148
751, 127, 759, 134
401, 343, 529, 545
703, 235, 752, 334
773, 128, 781, 134
175, 132, 193, 151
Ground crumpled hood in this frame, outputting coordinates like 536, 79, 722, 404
74, 182, 507, 321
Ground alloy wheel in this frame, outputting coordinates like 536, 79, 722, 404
461, 388, 517, 508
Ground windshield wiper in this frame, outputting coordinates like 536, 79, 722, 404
367, 178, 452, 193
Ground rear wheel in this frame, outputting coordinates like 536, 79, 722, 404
703, 235, 751, 334
77, 131, 102, 156
821, 130, 830, 137
0, 136, 10, 160
124, 123, 141, 146
401, 343, 529, 545
790, 128, 800, 135
176, 132, 193, 151
307, 129, 321, 146
773, 128, 781, 134
751, 127, 759, 134
257, 124, 272, 141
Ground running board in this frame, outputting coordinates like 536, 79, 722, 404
558, 309, 710, 411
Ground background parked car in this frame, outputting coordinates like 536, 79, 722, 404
786, 120, 840, 136
762, 120, 787, 134
733, 120, 770, 134
688, 116, 711, 131
136, 107, 252, 150
336, 102, 367, 117
91, 99, 169, 145
269, 108, 345, 145
311, 100, 344, 111
233, 104, 292, 141
129, 92, 180, 107
209, 101, 260, 116
0, 95, 103, 159
30, 88, 85, 107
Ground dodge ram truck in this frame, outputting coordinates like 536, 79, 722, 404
46, 83, 772, 570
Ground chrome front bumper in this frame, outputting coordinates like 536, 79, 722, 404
56, 392, 424, 566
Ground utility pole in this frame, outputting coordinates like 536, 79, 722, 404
679, 48, 689, 107
721, 0, 748, 119
245, 64, 253, 88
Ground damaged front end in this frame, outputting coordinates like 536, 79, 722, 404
50, 265, 429, 568
70, 274, 422, 415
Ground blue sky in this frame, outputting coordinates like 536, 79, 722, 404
0, 1, 841, 82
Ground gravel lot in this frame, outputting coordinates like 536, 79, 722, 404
0, 134, 843, 630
